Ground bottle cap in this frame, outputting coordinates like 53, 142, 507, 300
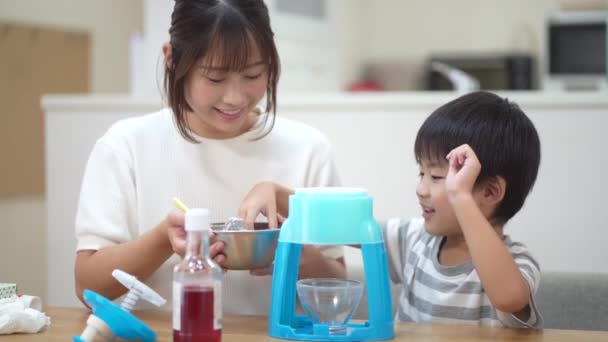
185, 208, 211, 231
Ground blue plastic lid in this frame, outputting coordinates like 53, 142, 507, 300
279, 187, 383, 245
82, 289, 157, 342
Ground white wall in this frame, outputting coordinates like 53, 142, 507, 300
362, 0, 558, 60
43, 92, 608, 307
0, 0, 142, 93
19, 0, 577, 94
334, 0, 366, 87
1, 0, 600, 93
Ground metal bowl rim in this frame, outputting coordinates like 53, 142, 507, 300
212, 228, 280, 234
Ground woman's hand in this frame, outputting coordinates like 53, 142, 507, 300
239, 181, 287, 229
165, 209, 226, 263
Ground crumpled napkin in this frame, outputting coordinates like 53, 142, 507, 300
0, 295, 50, 334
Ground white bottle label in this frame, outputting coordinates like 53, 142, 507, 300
214, 280, 222, 330
172, 281, 181, 330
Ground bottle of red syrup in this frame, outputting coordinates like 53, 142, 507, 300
173, 208, 222, 342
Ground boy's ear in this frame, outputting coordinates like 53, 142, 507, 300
162, 42, 173, 70
481, 176, 506, 207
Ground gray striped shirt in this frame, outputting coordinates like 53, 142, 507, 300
383, 217, 542, 328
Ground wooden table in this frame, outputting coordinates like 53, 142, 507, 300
4, 307, 608, 341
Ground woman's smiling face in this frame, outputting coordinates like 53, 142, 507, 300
184, 41, 269, 140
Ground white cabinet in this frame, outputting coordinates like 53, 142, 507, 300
130, 0, 172, 97
268, 0, 335, 44
267, 0, 339, 92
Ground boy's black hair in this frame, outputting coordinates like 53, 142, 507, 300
414, 91, 541, 224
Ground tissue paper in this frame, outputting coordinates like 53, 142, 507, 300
0, 295, 50, 334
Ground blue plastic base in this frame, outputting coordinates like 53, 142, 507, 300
77, 289, 157, 342
269, 242, 395, 341
270, 315, 394, 341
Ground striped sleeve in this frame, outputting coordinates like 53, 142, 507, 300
380, 218, 409, 284
495, 242, 543, 328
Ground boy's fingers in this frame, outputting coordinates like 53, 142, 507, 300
448, 153, 459, 170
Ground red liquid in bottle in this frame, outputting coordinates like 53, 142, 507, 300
173, 286, 221, 342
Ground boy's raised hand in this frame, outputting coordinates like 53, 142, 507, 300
445, 144, 482, 199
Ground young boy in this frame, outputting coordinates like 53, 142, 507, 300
240, 91, 542, 328
383, 91, 542, 328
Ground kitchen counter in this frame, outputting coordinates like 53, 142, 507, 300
42, 91, 608, 112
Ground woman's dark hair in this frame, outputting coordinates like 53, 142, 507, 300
414, 91, 541, 224
164, 0, 280, 142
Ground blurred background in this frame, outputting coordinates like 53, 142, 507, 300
1, 0, 607, 305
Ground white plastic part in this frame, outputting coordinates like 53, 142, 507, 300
431, 61, 480, 93
112, 269, 166, 311
185, 208, 211, 232
80, 314, 112, 342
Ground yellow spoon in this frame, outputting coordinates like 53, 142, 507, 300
172, 197, 189, 212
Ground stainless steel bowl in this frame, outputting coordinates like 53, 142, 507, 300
211, 223, 280, 270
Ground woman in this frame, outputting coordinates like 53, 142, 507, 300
74, 0, 345, 315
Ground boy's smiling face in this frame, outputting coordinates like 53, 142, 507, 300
416, 158, 483, 237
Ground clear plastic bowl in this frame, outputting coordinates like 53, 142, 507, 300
296, 278, 364, 334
